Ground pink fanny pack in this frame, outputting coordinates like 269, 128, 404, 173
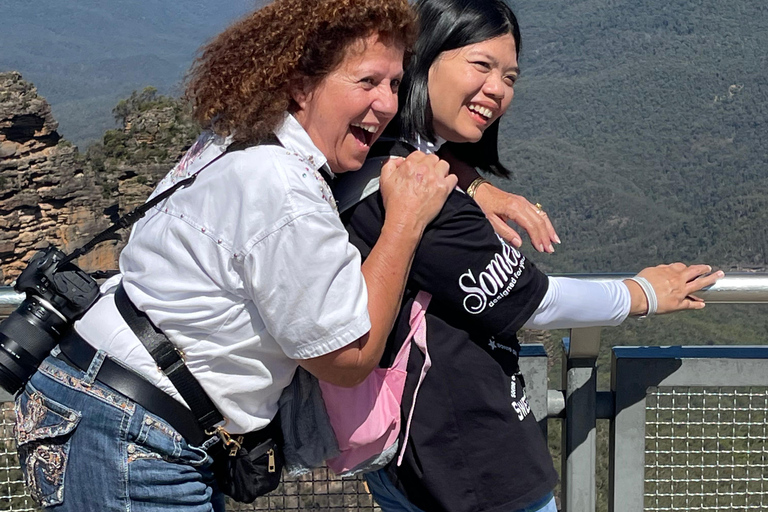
320, 291, 432, 475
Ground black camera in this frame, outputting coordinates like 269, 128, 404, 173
0, 247, 100, 395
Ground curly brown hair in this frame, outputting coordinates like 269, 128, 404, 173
185, 0, 417, 143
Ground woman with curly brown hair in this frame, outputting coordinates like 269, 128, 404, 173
13, 0, 455, 510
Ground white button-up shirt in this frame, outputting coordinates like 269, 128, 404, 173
75, 114, 370, 433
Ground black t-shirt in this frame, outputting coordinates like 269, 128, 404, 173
341, 188, 558, 512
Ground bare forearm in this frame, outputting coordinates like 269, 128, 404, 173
357, 222, 421, 369
299, 221, 422, 387
299, 152, 455, 387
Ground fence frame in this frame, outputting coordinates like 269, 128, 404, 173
609, 345, 768, 512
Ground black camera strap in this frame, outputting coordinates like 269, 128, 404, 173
105, 137, 283, 436
61, 153, 228, 268
114, 283, 224, 432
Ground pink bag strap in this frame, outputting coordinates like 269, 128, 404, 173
395, 290, 432, 466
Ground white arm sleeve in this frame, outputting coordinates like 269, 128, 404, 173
524, 276, 631, 330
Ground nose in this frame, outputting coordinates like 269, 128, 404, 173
482, 72, 506, 101
373, 84, 398, 118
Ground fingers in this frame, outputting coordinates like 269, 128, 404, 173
379, 151, 456, 230
381, 152, 451, 186
682, 297, 707, 310
488, 217, 523, 247
530, 204, 560, 242
636, 263, 725, 315
379, 156, 405, 182
474, 187, 557, 253
543, 213, 561, 245
403, 151, 441, 169
516, 202, 555, 253
683, 264, 714, 281
403, 152, 452, 183
681, 268, 723, 309
686, 268, 724, 294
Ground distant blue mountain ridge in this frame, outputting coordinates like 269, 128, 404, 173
0, 0, 260, 147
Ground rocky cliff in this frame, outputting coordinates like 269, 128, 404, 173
0, 72, 198, 284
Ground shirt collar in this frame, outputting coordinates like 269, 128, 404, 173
274, 113, 332, 175
413, 133, 446, 155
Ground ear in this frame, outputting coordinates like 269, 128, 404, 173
289, 77, 313, 111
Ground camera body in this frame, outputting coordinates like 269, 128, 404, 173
0, 247, 100, 395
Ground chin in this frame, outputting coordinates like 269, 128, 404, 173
449, 125, 484, 144
455, 133, 483, 144
337, 157, 366, 173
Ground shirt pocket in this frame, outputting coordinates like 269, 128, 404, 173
14, 389, 82, 508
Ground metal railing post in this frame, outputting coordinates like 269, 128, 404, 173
562, 326, 601, 512
519, 343, 550, 434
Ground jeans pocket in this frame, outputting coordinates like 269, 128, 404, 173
14, 388, 82, 508
130, 413, 210, 467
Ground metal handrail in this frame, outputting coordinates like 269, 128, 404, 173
2, 272, 767, 314
0, 287, 24, 306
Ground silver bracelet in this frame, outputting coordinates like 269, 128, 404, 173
629, 276, 658, 316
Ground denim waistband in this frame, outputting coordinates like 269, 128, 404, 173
38, 356, 138, 414
56, 330, 209, 445
516, 492, 556, 512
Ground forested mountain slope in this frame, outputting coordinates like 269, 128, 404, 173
498, 0, 767, 272
2, 0, 765, 272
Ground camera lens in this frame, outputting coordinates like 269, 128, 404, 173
0, 296, 67, 395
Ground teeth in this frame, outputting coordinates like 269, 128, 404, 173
351, 123, 377, 133
468, 104, 493, 119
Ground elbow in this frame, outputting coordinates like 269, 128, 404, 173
299, 333, 382, 387
321, 362, 376, 387
329, 372, 369, 388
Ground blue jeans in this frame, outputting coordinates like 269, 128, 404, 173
365, 468, 557, 512
14, 354, 226, 511
365, 469, 425, 512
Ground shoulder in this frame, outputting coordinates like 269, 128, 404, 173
210, 144, 338, 213
423, 189, 487, 235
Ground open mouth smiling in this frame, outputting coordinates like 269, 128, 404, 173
350, 122, 378, 147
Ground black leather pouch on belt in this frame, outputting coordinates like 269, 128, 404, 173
208, 418, 284, 503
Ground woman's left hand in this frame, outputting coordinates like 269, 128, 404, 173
628, 264, 724, 315
473, 183, 560, 253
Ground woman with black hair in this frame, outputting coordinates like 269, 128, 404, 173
394, 0, 558, 254
333, 0, 722, 511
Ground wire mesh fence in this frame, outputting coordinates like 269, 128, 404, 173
1, 402, 38, 512
0, 398, 379, 512
645, 386, 768, 511
228, 469, 379, 511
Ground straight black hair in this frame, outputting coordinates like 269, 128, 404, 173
391, 0, 521, 177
